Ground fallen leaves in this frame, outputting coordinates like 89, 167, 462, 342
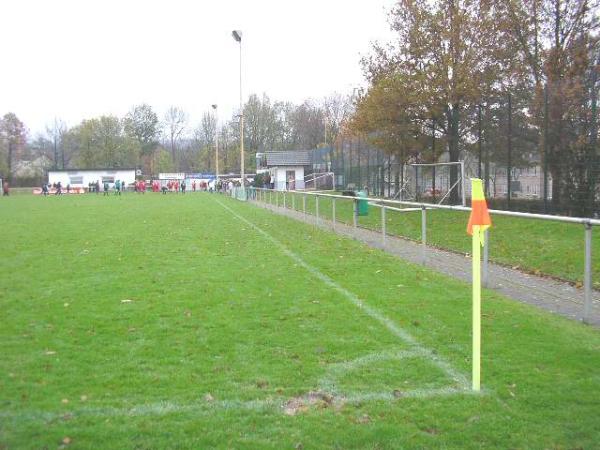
283, 391, 336, 416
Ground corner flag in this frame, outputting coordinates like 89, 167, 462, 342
467, 178, 491, 244
467, 178, 491, 392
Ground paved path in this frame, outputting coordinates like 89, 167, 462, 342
253, 200, 600, 327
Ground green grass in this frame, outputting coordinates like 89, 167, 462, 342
269, 190, 600, 284
1, 193, 599, 449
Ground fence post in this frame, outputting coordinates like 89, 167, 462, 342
316, 195, 320, 226
292, 192, 295, 210
483, 228, 490, 287
332, 198, 336, 230
353, 198, 358, 228
584, 223, 593, 323
283, 192, 286, 209
303, 194, 306, 218
276, 191, 279, 208
381, 204, 386, 247
421, 206, 427, 265
460, 161, 466, 206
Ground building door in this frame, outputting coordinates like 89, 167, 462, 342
286, 170, 295, 190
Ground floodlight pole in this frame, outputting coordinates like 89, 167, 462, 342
232, 30, 244, 191
212, 104, 219, 185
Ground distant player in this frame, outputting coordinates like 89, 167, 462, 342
192, 180, 196, 192
42, 184, 49, 196
2, 181, 9, 196
114, 180, 121, 196
103, 181, 109, 196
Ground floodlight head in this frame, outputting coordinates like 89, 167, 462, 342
211, 104, 218, 110
232, 30, 242, 42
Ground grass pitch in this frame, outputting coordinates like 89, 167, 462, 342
1, 193, 599, 449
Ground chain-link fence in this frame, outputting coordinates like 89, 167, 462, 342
331, 87, 600, 218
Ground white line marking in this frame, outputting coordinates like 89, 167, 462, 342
216, 198, 470, 390
0, 385, 479, 423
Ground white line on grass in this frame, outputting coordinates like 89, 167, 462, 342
216, 198, 470, 391
0, 386, 476, 424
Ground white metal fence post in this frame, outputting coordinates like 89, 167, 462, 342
483, 228, 490, 287
421, 206, 427, 265
303, 194, 306, 218
381, 204, 386, 247
332, 198, 336, 230
584, 223, 593, 323
461, 161, 466, 206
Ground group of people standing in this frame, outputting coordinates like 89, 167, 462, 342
163, 180, 187, 194
41, 182, 69, 195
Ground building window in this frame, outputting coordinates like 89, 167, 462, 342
69, 176, 83, 185
102, 176, 115, 183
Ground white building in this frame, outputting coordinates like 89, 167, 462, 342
48, 169, 136, 189
256, 151, 311, 191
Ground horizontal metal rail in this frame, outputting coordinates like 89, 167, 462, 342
254, 188, 600, 226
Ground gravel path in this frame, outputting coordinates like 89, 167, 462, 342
253, 200, 600, 327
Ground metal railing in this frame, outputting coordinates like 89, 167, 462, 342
246, 187, 599, 324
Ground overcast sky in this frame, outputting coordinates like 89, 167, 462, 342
0, 0, 395, 136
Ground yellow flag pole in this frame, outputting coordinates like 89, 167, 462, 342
472, 224, 481, 391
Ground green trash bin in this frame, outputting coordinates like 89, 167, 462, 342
357, 190, 369, 216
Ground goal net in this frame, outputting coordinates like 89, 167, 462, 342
398, 162, 466, 206
304, 172, 334, 191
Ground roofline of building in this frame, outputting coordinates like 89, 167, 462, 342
47, 168, 138, 172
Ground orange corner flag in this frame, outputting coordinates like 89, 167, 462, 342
467, 178, 491, 244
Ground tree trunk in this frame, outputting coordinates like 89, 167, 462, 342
394, 153, 400, 197
7, 141, 13, 182
446, 104, 460, 203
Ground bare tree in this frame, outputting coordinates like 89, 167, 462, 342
322, 92, 353, 146
200, 111, 216, 171
46, 118, 67, 169
163, 106, 187, 164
